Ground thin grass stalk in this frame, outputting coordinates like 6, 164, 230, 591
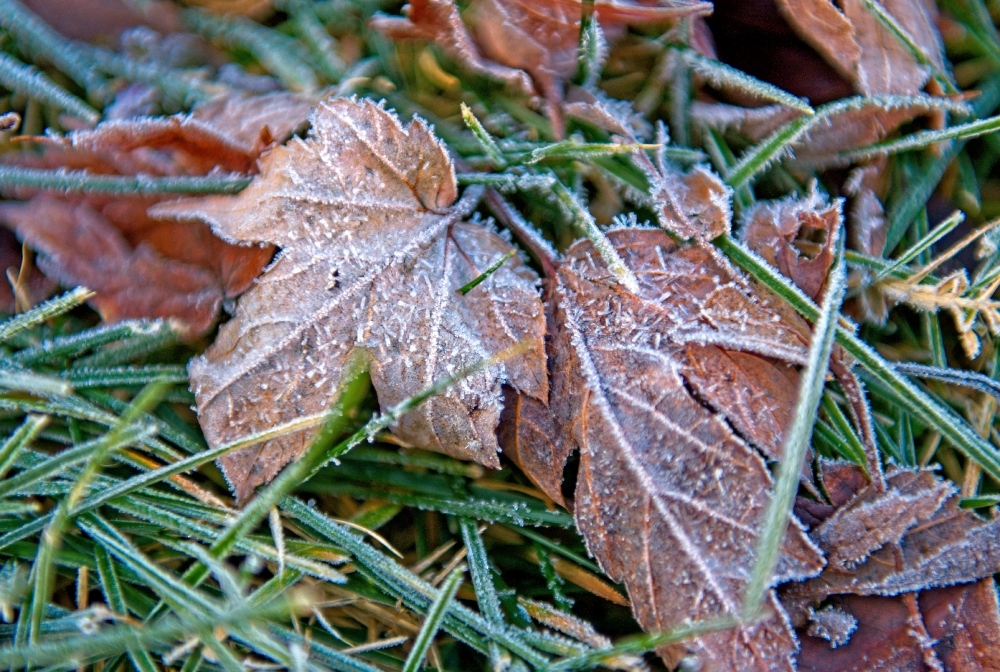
0, 0, 107, 101
0, 166, 251, 195
0, 51, 99, 124
402, 566, 465, 672
742, 242, 846, 616
0, 288, 93, 343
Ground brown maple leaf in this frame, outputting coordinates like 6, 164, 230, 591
371, 0, 711, 136
152, 97, 547, 502
0, 92, 313, 334
774, 0, 945, 96
500, 223, 827, 671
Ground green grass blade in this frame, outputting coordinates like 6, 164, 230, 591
402, 566, 465, 672
742, 239, 846, 617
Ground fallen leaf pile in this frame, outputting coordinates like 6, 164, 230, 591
371, 0, 712, 135
152, 98, 547, 501
0, 91, 315, 334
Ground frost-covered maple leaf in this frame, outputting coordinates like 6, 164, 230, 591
154, 97, 547, 501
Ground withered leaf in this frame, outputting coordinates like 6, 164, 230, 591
920, 578, 1000, 671
504, 225, 825, 671
796, 593, 940, 671
691, 96, 964, 170
0, 93, 313, 333
0, 196, 223, 332
372, 0, 711, 135
740, 190, 841, 301
153, 98, 547, 501
775, 0, 945, 96
784, 467, 1000, 603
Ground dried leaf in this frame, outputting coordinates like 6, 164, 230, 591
775, 0, 944, 95
810, 469, 950, 570
0, 93, 312, 333
0, 196, 223, 332
504, 225, 825, 670
920, 578, 1000, 671
796, 593, 939, 671
372, 0, 711, 135
784, 467, 1000, 604
153, 98, 547, 501
740, 190, 840, 301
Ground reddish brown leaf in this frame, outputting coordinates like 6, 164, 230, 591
503, 224, 826, 670
784, 468, 1000, 605
0, 93, 312, 332
153, 98, 547, 501
797, 593, 939, 671
920, 578, 1000, 671
740, 190, 839, 301
0, 197, 223, 332
775, 0, 944, 96
371, 0, 711, 135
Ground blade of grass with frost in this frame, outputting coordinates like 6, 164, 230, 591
726, 95, 973, 190
894, 362, 1000, 402
0, 51, 99, 124
300, 480, 573, 527
402, 566, 465, 672
0, 0, 108, 101
283, 0, 345, 81
460, 518, 508, 669
462, 103, 506, 168
716, 234, 1000, 481
108, 498, 346, 584
0, 600, 290, 669
0, 287, 93, 343
457, 172, 556, 192
677, 47, 813, 113
0, 415, 47, 481
282, 498, 551, 667
181, 6, 318, 92
872, 210, 965, 282
552, 181, 639, 292
821, 394, 871, 473
742, 238, 846, 618
885, 76, 1000, 252
9, 322, 151, 366
526, 141, 661, 165
548, 616, 739, 672
843, 114, 1000, 162
0, 166, 251, 195
460, 519, 503, 625
60, 365, 188, 389
0, 367, 71, 397
20, 382, 166, 644
577, 16, 607, 89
